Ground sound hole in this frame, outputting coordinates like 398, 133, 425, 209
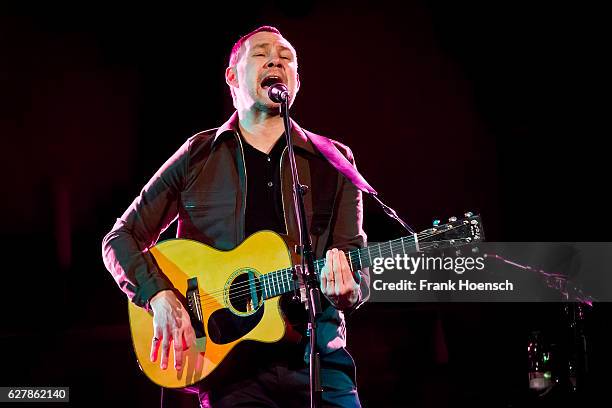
227, 269, 263, 316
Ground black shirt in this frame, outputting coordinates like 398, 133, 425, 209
242, 135, 287, 237
241, 134, 309, 335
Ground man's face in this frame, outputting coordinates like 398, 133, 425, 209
227, 31, 299, 111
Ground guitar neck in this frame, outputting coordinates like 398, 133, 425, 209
315, 236, 421, 273
260, 236, 419, 300
261, 214, 483, 300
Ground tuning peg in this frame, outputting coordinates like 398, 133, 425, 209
464, 211, 474, 218
448, 216, 457, 223
433, 219, 440, 227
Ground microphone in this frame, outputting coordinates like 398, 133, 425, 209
267, 83, 289, 103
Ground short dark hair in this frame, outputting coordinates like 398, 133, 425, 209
229, 25, 282, 66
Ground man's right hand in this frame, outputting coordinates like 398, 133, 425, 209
149, 289, 196, 371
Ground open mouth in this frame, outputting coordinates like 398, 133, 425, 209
261, 76, 284, 89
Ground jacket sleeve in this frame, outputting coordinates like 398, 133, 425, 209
101, 138, 191, 310
328, 144, 370, 312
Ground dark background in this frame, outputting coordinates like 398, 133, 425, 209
1, 1, 609, 407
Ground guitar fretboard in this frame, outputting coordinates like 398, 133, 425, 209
260, 235, 420, 300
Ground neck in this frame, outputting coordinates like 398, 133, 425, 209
237, 107, 286, 154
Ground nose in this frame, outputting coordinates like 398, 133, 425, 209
266, 58, 282, 68
266, 50, 284, 68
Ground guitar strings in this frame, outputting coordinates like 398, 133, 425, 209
194, 239, 470, 306
195, 238, 471, 309
192, 224, 472, 306
193, 226, 453, 303
192, 224, 474, 308
195, 234, 471, 309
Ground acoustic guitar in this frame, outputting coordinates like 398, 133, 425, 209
128, 213, 483, 387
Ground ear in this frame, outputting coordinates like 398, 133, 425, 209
225, 66, 238, 89
296, 73, 301, 93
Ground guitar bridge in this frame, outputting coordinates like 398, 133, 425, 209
186, 277, 206, 339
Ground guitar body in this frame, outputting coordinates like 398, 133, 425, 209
128, 231, 292, 388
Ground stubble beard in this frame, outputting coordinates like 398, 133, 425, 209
252, 99, 282, 116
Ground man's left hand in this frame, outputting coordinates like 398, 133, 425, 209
320, 248, 360, 310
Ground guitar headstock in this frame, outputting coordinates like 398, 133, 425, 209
418, 212, 484, 251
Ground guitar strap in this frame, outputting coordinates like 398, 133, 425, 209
302, 129, 378, 196
299, 129, 379, 259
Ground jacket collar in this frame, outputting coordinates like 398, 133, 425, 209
213, 111, 316, 155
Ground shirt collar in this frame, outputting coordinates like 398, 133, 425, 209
213, 111, 316, 155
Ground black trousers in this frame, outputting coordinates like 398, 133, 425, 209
197, 342, 361, 408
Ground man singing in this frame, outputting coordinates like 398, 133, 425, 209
102, 25, 369, 407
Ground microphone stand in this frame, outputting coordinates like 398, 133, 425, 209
278, 95, 323, 408
271, 83, 416, 408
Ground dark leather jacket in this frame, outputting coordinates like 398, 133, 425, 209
102, 112, 369, 355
